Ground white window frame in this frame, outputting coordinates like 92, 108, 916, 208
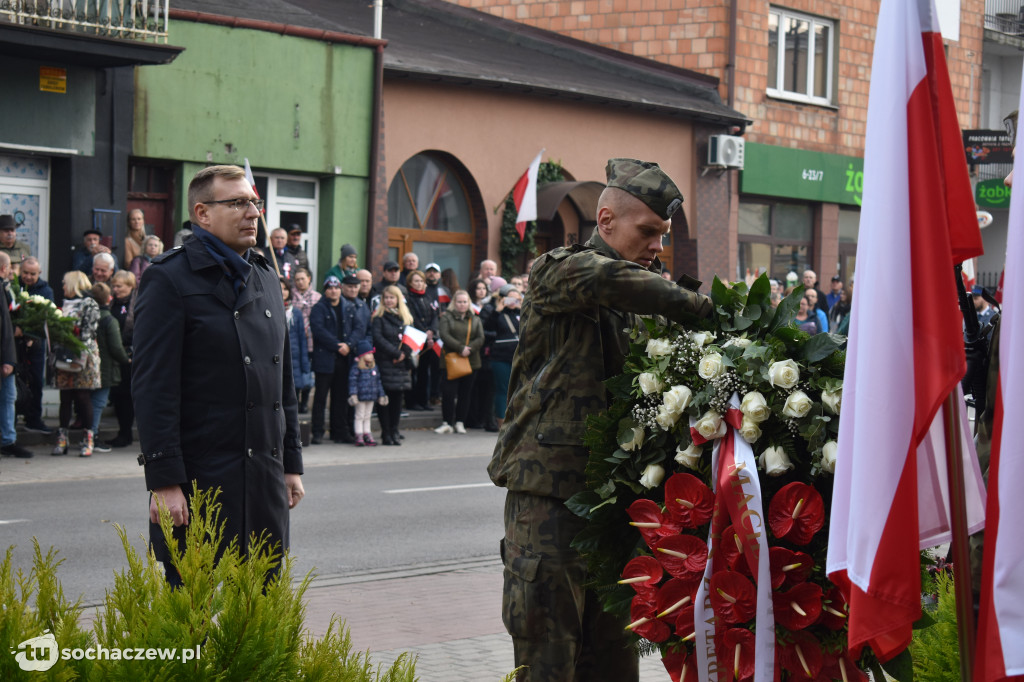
767, 7, 835, 107
260, 173, 320, 278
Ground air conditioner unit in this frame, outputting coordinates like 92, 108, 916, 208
707, 134, 745, 169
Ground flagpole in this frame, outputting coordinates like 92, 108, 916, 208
942, 389, 975, 678
259, 212, 281, 277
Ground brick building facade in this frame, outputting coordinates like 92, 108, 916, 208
450, 0, 986, 286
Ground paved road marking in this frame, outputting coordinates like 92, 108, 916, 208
0, 519, 30, 525
383, 482, 494, 494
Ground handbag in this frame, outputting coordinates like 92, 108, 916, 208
444, 317, 473, 380
44, 322, 85, 373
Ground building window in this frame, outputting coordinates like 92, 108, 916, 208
767, 7, 835, 106
387, 153, 477, 284
737, 200, 813, 283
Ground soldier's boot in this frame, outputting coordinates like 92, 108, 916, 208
51, 428, 68, 456
80, 430, 94, 458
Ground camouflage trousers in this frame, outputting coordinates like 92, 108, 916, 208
501, 491, 639, 682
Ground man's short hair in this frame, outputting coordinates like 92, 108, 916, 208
187, 165, 247, 222
0, 252, 10, 268
21, 256, 39, 269
93, 252, 116, 268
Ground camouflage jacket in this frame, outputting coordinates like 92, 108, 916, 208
487, 231, 712, 500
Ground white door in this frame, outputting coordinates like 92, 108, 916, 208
0, 154, 51, 274
261, 174, 319, 280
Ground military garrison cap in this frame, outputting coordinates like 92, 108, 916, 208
605, 158, 683, 220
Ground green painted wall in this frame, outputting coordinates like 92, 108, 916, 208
134, 19, 375, 272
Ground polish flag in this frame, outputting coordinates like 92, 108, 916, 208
512, 150, 544, 241
433, 338, 444, 358
961, 257, 976, 291
243, 158, 263, 211
825, 0, 985, 662
401, 326, 427, 353
975, 82, 1024, 682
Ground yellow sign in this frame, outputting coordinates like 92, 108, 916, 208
39, 67, 67, 94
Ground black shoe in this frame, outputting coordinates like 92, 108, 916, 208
1, 443, 34, 458
298, 404, 308, 414
485, 422, 499, 432
24, 422, 53, 435
390, 429, 402, 446
311, 435, 323, 445
108, 436, 133, 448
397, 431, 405, 440
381, 432, 395, 446
407, 405, 424, 411
333, 434, 356, 444
93, 441, 113, 453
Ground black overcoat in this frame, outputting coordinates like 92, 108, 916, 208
132, 237, 303, 562
371, 311, 413, 391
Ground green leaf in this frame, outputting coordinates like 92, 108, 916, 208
912, 610, 937, 630
800, 333, 844, 364
565, 491, 601, 519
605, 373, 636, 401
767, 284, 805, 334
710, 276, 731, 308
732, 315, 754, 330
746, 274, 772, 310
882, 648, 914, 681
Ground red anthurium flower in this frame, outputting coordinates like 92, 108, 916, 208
661, 649, 700, 682
627, 594, 670, 643
655, 577, 699, 624
664, 473, 714, 528
708, 571, 757, 625
674, 604, 696, 641
779, 630, 824, 679
714, 628, 756, 681
769, 547, 814, 589
818, 585, 849, 631
772, 582, 823, 631
654, 535, 708, 580
627, 499, 682, 549
768, 482, 825, 545
620, 555, 663, 601
719, 525, 753, 577
820, 649, 869, 682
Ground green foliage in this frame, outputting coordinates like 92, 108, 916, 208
2, 487, 417, 681
909, 571, 960, 682
499, 160, 565, 277
10, 280, 86, 353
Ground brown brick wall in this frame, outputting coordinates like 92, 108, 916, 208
451, 0, 985, 155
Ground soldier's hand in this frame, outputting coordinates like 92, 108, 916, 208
285, 473, 305, 509
694, 294, 714, 319
150, 485, 189, 526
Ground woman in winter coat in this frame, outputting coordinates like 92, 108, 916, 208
53, 270, 102, 457
435, 289, 484, 434
486, 284, 522, 427
404, 269, 439, 411
371, 285, 414, 445
281, 278, 312, 411
89, 282, 131, 452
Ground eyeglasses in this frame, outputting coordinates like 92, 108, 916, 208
202, 197, 265, 211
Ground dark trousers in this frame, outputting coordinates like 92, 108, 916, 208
110, 362, 134, 440
468, 360, 495, 427
312, 356, 352, 439
20, 340, 46, 425
442, 371, 476, 425
59, 389, 93, 430
408, 350, 439, 408
377, 388, 404, 437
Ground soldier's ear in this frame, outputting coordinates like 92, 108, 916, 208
596, 204, 615, 235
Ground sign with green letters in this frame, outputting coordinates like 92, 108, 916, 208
975, 178, 1011, 209
740, 142, 864, 206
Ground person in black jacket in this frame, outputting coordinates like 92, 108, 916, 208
371, 285, 414, 445
133, 165, 304, 586
486, 284, 522, 427
404, 269, 439, 411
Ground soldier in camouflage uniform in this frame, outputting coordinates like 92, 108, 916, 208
488, 159, 713, 681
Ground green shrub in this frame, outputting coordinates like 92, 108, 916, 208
3, 487, 416, 681
909, 570, 959, 682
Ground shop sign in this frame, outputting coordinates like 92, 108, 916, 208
963, 130, 1013, 165
976, 177, 1011, 208
39, 67, 67, 94
740, 142, 864, 206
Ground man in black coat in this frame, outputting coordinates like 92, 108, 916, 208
133, 165, 304, 585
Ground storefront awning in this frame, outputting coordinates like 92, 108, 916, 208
536, 181, 606, 222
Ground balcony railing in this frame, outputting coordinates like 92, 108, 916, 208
0, 0, 169, 42
986, 0, 1024, 35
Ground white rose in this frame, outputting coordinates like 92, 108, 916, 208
698, 352, 725, 380
820, 441, 838, 473
675, 443, 703, 469
662, 385, 693, 415
738, 416, 762, 444
767, 359, 800, 389
781, 390, 813, 419
694, 411, 727, 440
740, 391, 770, 423
640, 463, 666, 489
655, 404, 681, 430
690, 331, 714, 348
759, 445, 794, 477
646, 338, 673, 358
637, 372, 664, 395
621, 426, 645, 452
822, 387, 842, 414
724, 336, 752, 349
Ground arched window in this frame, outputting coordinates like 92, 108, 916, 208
386, 152, 478, 284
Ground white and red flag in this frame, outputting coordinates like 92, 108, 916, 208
512, 150, 544, 241
975, 84, 1024, 682
243, 158, 263, 213
401, 326, 427, 354
825, 0, 985, 662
